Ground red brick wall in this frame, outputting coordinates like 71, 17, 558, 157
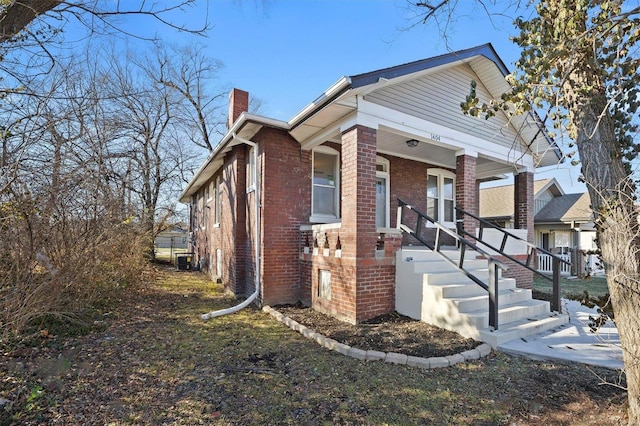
228, 89, 248, 129
338, 125, 402, 323
511, 171, 534, 289
190, 146, 248, 296
514, 171, 534, 242
456, 154, 479, 235
500, 255, 534, 289
300, 228, 401, 324
384, 154, 456, 246
257, 128, 311, 306
230, 147, 248, 295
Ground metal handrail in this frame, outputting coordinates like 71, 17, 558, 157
455, 206, 569, 313
397, 198, 507, 330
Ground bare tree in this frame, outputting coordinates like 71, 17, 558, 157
141, 44, 227, 152
0, 1, 208, 43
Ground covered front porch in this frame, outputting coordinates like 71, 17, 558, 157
289, 45, 560, 325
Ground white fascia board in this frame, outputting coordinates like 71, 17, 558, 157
288, 77, 352, 127
354, 98, 535, 171
299, 120, 345, 150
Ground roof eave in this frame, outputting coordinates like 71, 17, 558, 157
288, 76, 352, 129
179, 113, 289, 203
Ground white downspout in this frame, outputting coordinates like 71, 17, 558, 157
201, 134, 260, 320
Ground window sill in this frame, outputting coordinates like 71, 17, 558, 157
309, 215, 340, 224
425, 222, 456, 229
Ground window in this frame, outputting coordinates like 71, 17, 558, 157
247, 146, 256, 192
376, 156, 390, 228
426, 169, 456, 226
202, 192, 207, 229
215, 175, 222, 225
318, 269, 331, 300
311, 147, 340, 222
207, 181, 214, 202
192, 195, 199, 229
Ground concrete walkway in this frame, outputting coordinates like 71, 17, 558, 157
498, 298, 624, 370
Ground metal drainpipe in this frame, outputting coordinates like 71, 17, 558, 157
201, 134, 260, 319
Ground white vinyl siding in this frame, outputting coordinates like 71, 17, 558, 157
365, 63, 524, 153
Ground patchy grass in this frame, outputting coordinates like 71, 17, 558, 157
534, 274, 609, 299
1, 268, 627, 425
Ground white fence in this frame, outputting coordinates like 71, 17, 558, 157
537, 253, 572, 275
537, 253, 605, 276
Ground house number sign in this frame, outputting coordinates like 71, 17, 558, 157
431, 133, 441, 142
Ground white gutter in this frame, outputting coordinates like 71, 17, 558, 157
201, 133, 261, 319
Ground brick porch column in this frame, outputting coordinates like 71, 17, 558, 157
340, 125, 394, 322
510, 170, 535, 289
341, 125, 378, 260
456, 154, 478, 237
514, 171, 534, 243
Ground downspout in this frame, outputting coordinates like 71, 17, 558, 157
201, 134, 261, 319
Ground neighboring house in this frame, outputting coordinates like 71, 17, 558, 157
155, 223, 189, 249
179, 43, 564, 340
479, 178, 601, 276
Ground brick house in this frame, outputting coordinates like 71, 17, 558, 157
179, 44, 564, 338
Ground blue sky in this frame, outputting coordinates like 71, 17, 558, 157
83, 0, 589, 192
196, 1, 586, 192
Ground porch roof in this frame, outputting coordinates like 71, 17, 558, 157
288, 43, 562, 168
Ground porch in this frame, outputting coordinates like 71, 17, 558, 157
298, 199, 570, 347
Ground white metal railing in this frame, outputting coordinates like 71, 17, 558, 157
538, 253, 571, 275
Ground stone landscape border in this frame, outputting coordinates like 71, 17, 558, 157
263, 306, 492, 369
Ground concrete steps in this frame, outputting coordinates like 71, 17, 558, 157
395, 247, 568, 347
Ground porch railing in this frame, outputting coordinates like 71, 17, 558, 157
455, 207, 570, 313
397, 198, 507, 330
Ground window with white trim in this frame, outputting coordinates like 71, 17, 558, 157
376, 156, 390, 228
311, 146, 340, 222
202, 186, 208, 229
247, 146, 256, 192
426, 169, 456, 227
192, 195, 199, 229
215, 175, 222, 225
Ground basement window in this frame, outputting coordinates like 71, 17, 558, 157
318, 269, 331, 300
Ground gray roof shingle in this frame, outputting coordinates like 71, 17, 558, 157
535, 192, 592, 223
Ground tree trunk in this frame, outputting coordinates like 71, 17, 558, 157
572, 88, 640, 425
0, 0, 62, 42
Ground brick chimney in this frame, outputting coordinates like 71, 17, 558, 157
228, 88, 249, 129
